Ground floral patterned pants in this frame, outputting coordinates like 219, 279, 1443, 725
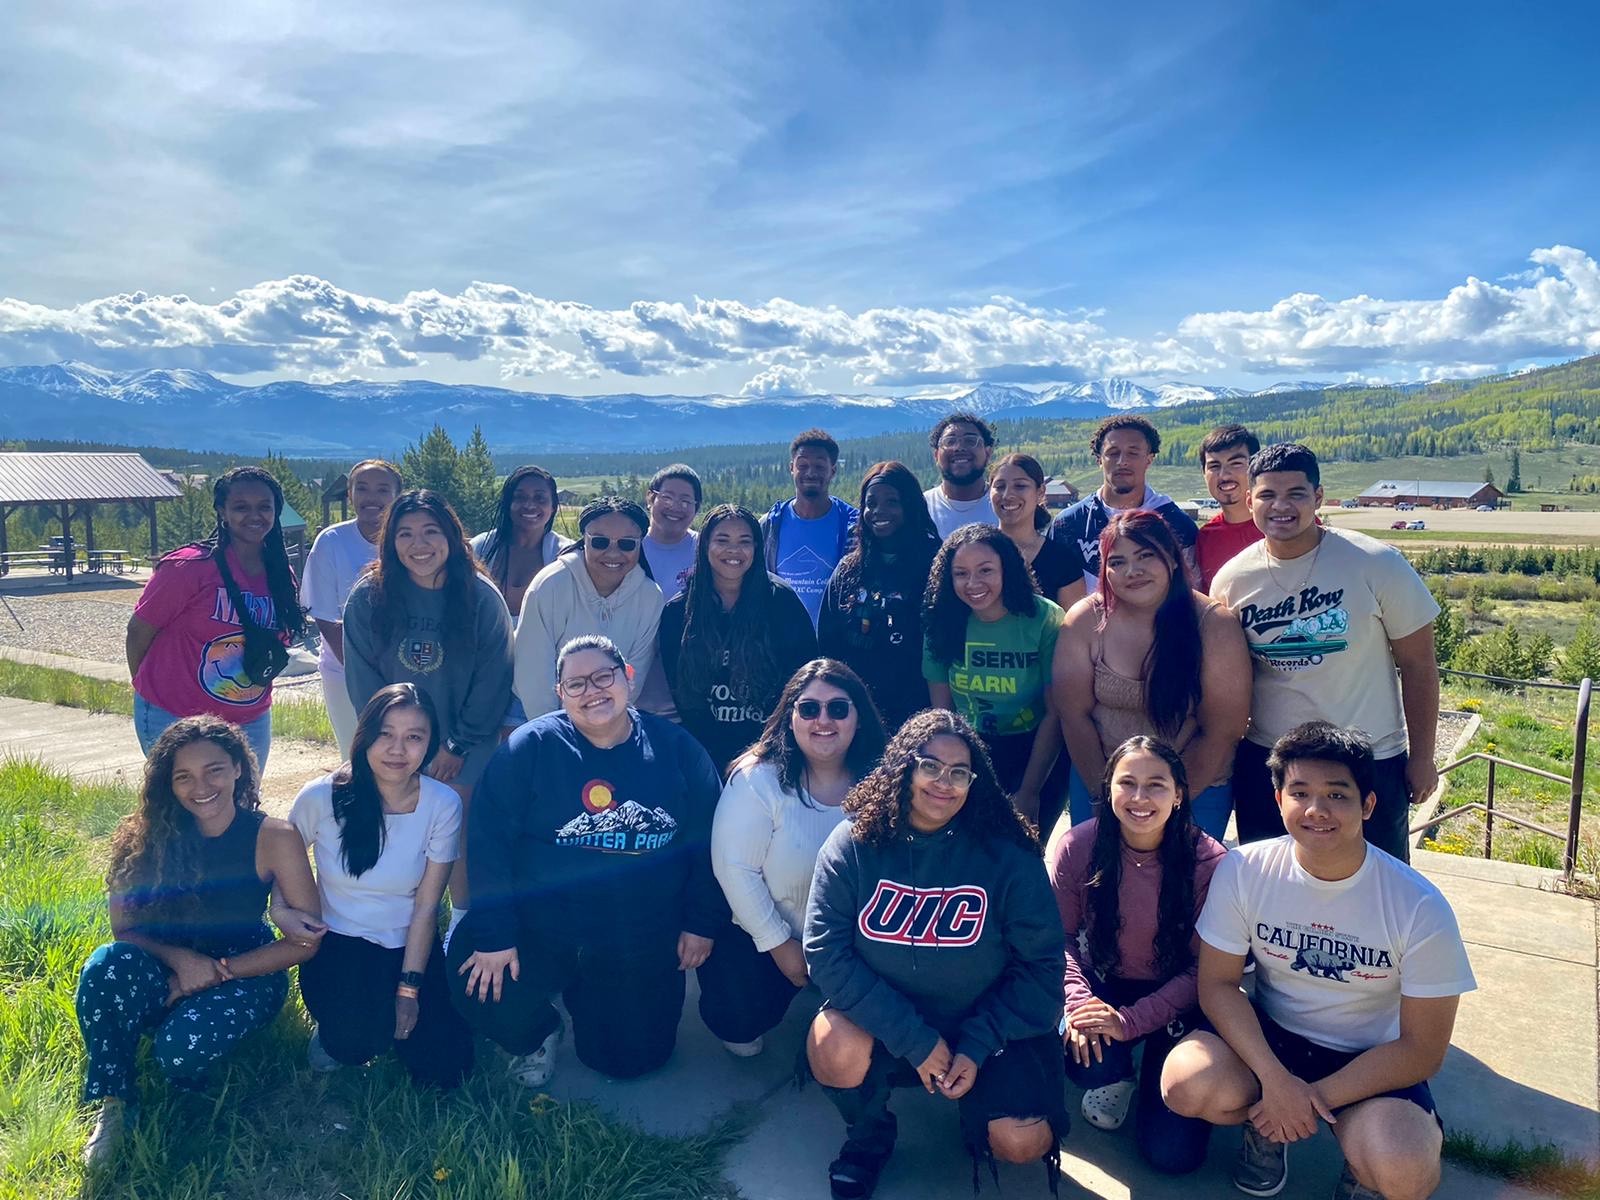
76, 940, 287, 1102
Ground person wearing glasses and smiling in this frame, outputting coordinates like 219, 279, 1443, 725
513, 496, 664, 720
448, 635, 725, 1087
923, 412, 999, 539
700, 659, 887, 1058
804, 709, 1069, 1200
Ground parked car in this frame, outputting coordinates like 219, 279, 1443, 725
1391, 520, 1409, 530
1396, 502, 1415, 511
1341, 499, 1359, 508
1407, 520, 1427, 531
1475, 503, 1496, 512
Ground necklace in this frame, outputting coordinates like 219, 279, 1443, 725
1263, 526, 1326, 596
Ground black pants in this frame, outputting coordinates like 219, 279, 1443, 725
446, 914, 686, 1080
1232, 738, 1413, 862
982, 729, 1070, 841
696, 925, 801, 1044
297, 930, 473, 1089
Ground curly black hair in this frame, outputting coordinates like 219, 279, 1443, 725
1089, 414, 1160, 459
922, 523, 1041, 667
844, 709, 1036, 850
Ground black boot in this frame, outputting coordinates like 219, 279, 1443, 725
821, 1063, 898, 1200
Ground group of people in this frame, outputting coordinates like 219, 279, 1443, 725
80, 411, 1472, 1200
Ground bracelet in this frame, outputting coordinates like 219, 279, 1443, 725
396, 984, 421, 999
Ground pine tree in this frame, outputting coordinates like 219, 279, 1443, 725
401, 425, 461, 501
261, 450, 322, 539
1430, 587, 1466, 667
1559, 614, 1600, 684
158, 480, 218, 551
453, 426, 499, 536
1507, 448, 1522, 494
1482, 464, 1495, 486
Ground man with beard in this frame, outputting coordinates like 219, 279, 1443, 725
1047, 414, 1199, 595
923, 412, 999, 539
760, 430, 859, 628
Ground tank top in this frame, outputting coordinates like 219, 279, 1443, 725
132, 808, 273, 958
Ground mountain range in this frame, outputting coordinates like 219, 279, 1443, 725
0, 360, 1369, 454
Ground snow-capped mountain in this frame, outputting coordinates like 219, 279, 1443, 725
1152, 382, 1250, 407
555, 800, 678, 843
1250, 380, 1335, 396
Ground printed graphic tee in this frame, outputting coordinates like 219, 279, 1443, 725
773, 504, 850, 625
1211, 528, 1439, 757
644, 531, 699, 603
922, 595, 1064, 737
1198, 837, 1476, 1052
299, 520, 379, 684
923, 487, 999, 540
132, 545, 285, 723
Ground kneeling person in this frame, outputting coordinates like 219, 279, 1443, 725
1160, 723, 1475, 1200
449, 636, 725, 1085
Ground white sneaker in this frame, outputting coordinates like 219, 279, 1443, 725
83, 1098, 126, 1168
306, 1026, 340, 1073
722, 1036, 764, 1058
507, 1026, 563, 1089
1080, 1078, 1137, 1131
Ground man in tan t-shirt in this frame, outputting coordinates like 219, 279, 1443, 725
1211, 443, 1440, 860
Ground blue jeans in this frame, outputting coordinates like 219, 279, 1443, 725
1067, 766, 1232, 841
133, 694, 272, 770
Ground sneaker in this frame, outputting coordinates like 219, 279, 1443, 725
443, 906, 468, 954
306, 1025, 340, 1073
1080, 1078, 1137, 1131
83, 1098, 126, 1169
1332, 1164, 1383, 1199
507, 1025, 563, 1089
722, 1036, 764, 1058
1232, 1124, 1288, 1197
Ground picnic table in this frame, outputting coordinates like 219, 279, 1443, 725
0, 547, 138, 577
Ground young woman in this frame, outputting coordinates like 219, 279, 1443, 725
449, 636, 724, 1086
989, 453, 1080, 608
1052, 509, 1251, 840
922, 524, 1066, 826
701, 659, 887, 1057
659, 504, 817, 775
471, 466, 574, 735
514, 497, 664, 719
1046, 736, 1224, 1174
126, 466, 307, 768
805, 709, 1068, 1199
818, 462, 941, 733
76, 717, 322, 1166
289, 684, 473, 1088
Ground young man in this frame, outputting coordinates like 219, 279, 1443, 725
1197, 423, 1264, 591
299, 459, 402, 753
1161, 722, 1475, 1200
923, 411, 999, 538
1211, 443, 1440, 861
643, 464, 701, 603
760, 429, 858, 628
1047, 414, 1199, 598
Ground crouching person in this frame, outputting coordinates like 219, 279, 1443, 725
804, 710, 1069, 1200
448, 635, 725, 1086
1160, 722, 1476, 1199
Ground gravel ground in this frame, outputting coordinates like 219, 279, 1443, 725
0, 592, 141, 664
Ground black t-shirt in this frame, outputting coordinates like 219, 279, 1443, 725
1027, 534, 1077, 600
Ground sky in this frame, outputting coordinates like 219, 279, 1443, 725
1, 0, 1598, 397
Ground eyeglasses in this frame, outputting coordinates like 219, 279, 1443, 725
795, 698, 853, 721
913, 756, 975, 789
557, 667, 621, 698
938, 433, 985, 451
649, 490, 698, 510
586, 535, 640, 552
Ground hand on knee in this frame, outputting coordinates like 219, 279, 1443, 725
988, 1117, 1053, 1164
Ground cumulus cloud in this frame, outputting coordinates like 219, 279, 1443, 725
740, 362, 813, 396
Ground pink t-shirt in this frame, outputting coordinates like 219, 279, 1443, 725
132, 545, 288, 723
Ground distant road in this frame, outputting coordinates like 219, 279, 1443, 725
1323, 508, 1600, 539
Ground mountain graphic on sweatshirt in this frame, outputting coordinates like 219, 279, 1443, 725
555, 799, 680, 851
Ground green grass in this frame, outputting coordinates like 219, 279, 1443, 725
0, 757, 739, 1200
1442, 1131, 1600, 1199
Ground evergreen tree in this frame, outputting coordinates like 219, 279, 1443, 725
401, 425, 461, 501
1430, 587, 1466, 667
1559, 614, 1600, 684
453, 426, 499, 536
261, 450, 322, 539
1482, 464, 1495, 486
1507, 447, 1522, 493
158, 480, 218, 551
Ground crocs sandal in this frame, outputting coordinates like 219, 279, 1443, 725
1080, 1078, 1137, 1131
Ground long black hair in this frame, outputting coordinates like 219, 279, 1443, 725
1084, 736, 1199, 981
990, 452, 1052, 531
836, 461, 940, 584
478, 465, 560, 588
367, 490, 482, 645
922, 523, 1040, 667
331, 684, 441, 877
677, 504, 786, 714
744, 658, 887, 805
1095, 509, 1202, 738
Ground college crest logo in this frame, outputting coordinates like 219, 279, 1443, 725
398, 638, 444, 674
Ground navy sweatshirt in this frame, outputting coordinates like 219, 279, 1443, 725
468, 709, 728, 958
804, 816, 1065, 1069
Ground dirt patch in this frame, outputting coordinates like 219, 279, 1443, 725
259, 737, 345, 820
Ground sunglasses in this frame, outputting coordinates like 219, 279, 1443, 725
557, 667, 621, 698
795, 698, 853, 721
586, 535, 640, 552
913, 756, 974, 789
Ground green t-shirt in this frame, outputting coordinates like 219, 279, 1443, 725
922, 596, 1063, 737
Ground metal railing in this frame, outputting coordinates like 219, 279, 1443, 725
1411, 671, 1591, 880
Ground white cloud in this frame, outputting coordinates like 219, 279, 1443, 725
741, 363, 813, 396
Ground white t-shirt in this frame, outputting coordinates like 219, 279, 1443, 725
299, 521, 380, 681
1197, 837, 1475, 1053
923, 486, 999, 540
644, 531, 698, 603
711, 760, 849, 952
1211, 528, 1439, 758
289, 773, 462, 949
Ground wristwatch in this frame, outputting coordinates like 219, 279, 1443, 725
398, 970, 425, 989
443, 736, 471, 758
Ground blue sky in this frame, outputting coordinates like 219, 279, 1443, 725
1, 0, 1597, 395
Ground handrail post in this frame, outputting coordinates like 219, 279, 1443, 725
1484, 759, 1496, 860
1566, 678, 1591, 881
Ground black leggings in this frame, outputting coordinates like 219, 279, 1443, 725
297, 930, 473, 1089
696, 925, 801, 1044
446, 914, 686, 1080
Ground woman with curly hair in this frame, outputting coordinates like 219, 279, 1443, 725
1046, 736, 1223, 1173
658, 504, 817, 774
76, 717, 322, 1167
818, 462, 941, 733
126, 465, 308, 768
922, 524, 1066, 826
514, 496, 664, 719
700, 659, 886, 1057
804, 710, 1068, 1199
